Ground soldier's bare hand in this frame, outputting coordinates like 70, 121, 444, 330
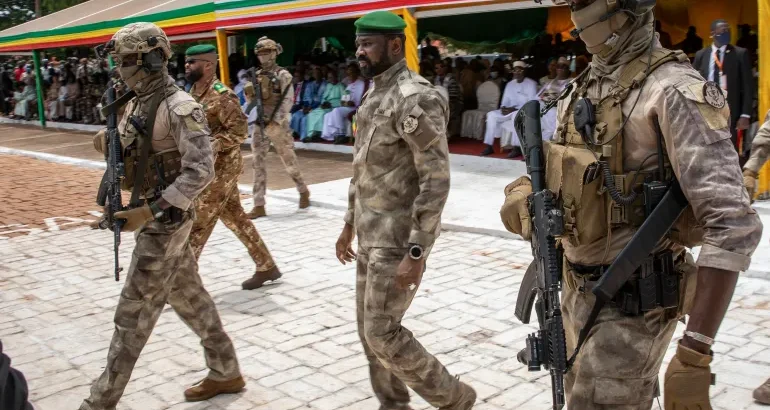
395, 254, 424, 291
335, 223, 356, 264
737, 117, 750, 131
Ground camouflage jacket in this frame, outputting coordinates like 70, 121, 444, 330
744, 110, 770, 175
345, 59, 451, 249
553, 47, 761, 272
190, 76, 248, 153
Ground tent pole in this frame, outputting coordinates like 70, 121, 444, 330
216, 29, 231, 87
402, 8, 419, 72
31, 50, 46, 129
759, 0, 769, 197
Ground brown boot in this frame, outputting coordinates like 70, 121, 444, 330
299, 191, 310, 209
440, 381, 476, 410
246, 205, 266, 219
755, 377, 770, 404
184, 376, 245, 402
242, 266, 282, 290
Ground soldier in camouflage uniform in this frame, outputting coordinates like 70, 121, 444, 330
335, 11, 476, 410
742, 110, 770, 404
184, 44, 281, 290
246, 36, 310, 219
500, 1, 762, 409
80, 23, 245, 410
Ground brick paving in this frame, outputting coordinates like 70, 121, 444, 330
0, 154, 102, 238
0, 124, 353, 191
0, 155, 769, 410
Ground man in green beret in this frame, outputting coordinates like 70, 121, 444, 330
334, 10, 477, 410
184, 44, 282, 291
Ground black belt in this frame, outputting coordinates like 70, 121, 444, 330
569, 250, 681, 316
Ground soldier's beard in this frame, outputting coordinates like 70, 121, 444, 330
185, 67, 203, 84
359, 54, 391, 78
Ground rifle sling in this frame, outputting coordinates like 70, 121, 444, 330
129, 88, 165, 208
267, 82, 292, 125
100, 89, 136, 117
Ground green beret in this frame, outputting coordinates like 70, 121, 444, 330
354, 11, 407, 35
185, 44, 217, 56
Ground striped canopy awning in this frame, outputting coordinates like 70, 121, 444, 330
0, 0, 216, 53
0, 0, 560, 53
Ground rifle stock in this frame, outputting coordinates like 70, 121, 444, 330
513, 100, 567, 410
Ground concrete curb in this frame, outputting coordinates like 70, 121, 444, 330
0, 117, 102, 134
0, 146, 520, 240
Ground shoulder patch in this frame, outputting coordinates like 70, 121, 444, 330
213, 82, 228, 94
703, 81, 725, 109
674, 79, 729, 131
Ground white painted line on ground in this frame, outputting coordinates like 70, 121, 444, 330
39, 142, 95, 152
0, 132, 67, 143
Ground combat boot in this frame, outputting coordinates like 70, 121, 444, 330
242, 266, 282, 290
184, 375, 245, 402
299, 191, 310, 209
754, 377, 770, 404
440, 380, 476, 410
246, 205, 266, 219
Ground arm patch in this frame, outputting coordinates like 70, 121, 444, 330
213, 82, 228, 94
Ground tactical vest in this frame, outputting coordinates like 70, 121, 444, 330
119, 90, 182, 203
549, 48, 704, 250
258, 68, 289, 121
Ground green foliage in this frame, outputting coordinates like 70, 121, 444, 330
0, 0, 88, 31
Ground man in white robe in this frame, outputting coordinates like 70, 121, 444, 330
321, 64, 367, 143
480, 61, 539, 156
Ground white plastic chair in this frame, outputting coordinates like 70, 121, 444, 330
461, 81, 501, 140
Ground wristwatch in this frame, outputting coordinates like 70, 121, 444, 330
149, 201, 164, 220
408, 243, 424, 260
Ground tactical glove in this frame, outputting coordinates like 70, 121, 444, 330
93, 129, 106, 154
500, 176, 532, 240
114, 205, 153, 232
743, 169, 758, 202
664, 342, 714, 410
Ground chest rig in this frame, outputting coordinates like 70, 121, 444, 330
258, 68, 290, 121
550, 49, 695, 250
120, 88, 182, 206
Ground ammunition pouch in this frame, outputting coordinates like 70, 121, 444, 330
121, 144, 182, 196
569, 250, 685, 317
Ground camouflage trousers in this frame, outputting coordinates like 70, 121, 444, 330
79, 210, 241, 410
75, 96, 95, 122
190, 148, 276, 272
356, 247, 465, 409
251, 118, 308, 207
561, 252, 697, 409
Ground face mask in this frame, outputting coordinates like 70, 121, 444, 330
490, 71, 499, 79
118, 66, 142, 89
715, 31, 731, 46
258, 54, 275, 66
570, 0, 630, 55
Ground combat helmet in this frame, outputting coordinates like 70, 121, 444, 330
254, 36, 283, 55
105, 22, 172, 60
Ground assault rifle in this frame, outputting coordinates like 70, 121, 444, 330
245, 68, 266, 143
512, 100, 567, 409
94, 43, 136, 282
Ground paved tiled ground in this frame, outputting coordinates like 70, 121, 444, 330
1, 156, 769, 410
